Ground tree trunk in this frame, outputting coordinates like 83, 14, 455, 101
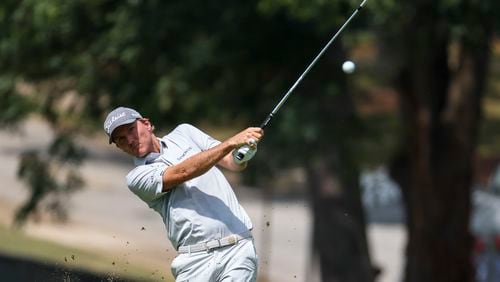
305, 43, 375, 281
389, 1, 493, 281
307, 156, 374, 282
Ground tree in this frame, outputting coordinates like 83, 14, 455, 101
372, 0, 500, 281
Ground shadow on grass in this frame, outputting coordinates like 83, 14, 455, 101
0, 253, 137, 282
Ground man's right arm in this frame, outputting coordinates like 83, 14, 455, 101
161, 140, 235, 191
161, 127, 263, 192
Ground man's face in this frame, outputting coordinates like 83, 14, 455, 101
112, 119, 155, 157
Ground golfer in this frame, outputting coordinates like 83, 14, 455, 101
104, 107, 263, 281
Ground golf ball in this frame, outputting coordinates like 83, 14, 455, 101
342, 60, 356, 74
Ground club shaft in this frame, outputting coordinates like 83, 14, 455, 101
260, 0, 367, 129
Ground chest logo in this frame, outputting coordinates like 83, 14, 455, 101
177, 147, 193, 161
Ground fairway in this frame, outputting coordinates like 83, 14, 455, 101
0, 223, 171, 281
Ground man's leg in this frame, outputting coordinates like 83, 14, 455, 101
218, 238, 258, 282
171, 251, 216, 281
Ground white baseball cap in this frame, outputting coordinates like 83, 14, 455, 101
103, 107, 143, 144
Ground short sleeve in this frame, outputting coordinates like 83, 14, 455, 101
126, 162, 168, 203
176, 123, 220, 151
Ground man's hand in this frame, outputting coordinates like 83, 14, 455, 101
226, 127, 264, 149
218, 127, 264, 171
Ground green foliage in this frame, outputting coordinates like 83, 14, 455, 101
258, 0, 356, 26
2, 0, 369, 123
0, 75, 33, 126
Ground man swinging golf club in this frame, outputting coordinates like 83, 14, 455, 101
104, 107, 263, 281
103, 1, 368, 280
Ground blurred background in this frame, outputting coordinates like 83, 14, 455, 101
0, 0, 499, 281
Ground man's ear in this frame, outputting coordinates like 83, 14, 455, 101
139, 118, 152, 130
146, 120, 153, 132
142, 118, 154, 132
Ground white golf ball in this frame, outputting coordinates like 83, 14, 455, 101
342, 60, 356, 74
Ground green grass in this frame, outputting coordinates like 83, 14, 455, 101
0, 223, 172, 281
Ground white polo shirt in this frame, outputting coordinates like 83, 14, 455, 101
126, 124, 253, 249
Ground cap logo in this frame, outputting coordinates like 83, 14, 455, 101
105, 112, 126, 133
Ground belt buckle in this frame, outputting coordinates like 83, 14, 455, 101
227, 235, 237, 245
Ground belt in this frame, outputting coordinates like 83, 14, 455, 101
177, 231, 252, 254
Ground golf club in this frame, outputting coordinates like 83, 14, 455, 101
234, 0, 369, 162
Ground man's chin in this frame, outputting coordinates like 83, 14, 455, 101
125, 149, 144, 158
137, 152, 148, 158
135, 148, 149, 158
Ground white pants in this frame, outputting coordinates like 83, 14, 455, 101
171, 238, 258, 282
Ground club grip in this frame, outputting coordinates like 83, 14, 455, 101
260, 113, 274, 129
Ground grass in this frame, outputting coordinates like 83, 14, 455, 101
0, 223, 172, 281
